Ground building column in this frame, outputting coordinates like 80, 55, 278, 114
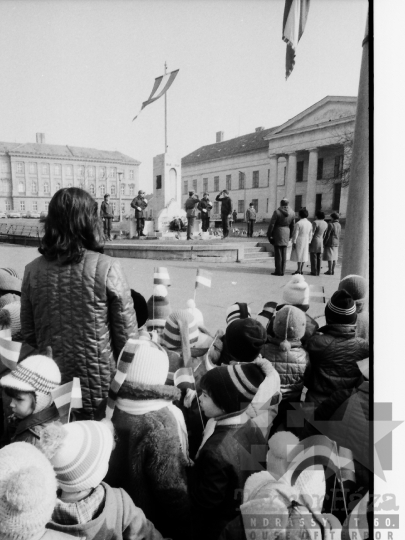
338, 143, 351, 217
306, 148, 318, 218
268, 154, 278, 215
285, 152, 297, 204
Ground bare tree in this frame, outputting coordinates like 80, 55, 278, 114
318, 126, 354, 190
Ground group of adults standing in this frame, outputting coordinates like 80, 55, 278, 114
184, 190, 233, 240
100, 190, 149, 240
267, 197, 341, 277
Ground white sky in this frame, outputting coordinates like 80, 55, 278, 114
0, 0, 368, 192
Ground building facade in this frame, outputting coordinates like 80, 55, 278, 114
181, 96, 356, 220
0, 133, 140, 216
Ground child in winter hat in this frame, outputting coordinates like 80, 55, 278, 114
338, 275, 369, 342
325, 289, 357, 325
146, 284, 172, 334
224, 318, 267, 363
40, 420, 164, 540
0, 441, 73, 540
161, 309, 200, 362
0, 355, 61, 445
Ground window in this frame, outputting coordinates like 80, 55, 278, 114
214, 202, 219, 214
112, 202, 116, 213
100, 166, 106, 177
252, 199, 259, 212
334, 155, 344, 178
193, 179, 197, 192
252, 171, 259, 188
203, 178, 208, 192
31, 181, 37, 193
42, 163, 49, 175
111, 184, 116, 196
109, 167, 117, 178
267, 169, 270, 187
129, 185, 135, 196
238, 172, 245, 190
88, 166, 95, 177
45, 201, 49, 211
129, 170, 134, 180
78, 166, 84, 177
294, 195, 303, 212
89, 184, 95, 195
317, 158, 324, 180
5, 201, 11, 211
29, 163, 37, 174
32, 201, 38, 211
54, 164, 61, 175
66, 165, 73, 176
214, 176, 219, 191
17, 162, 24, 173
266, 198, 269, 213
315, 194, 322, 213
333, 183, 341, 212
226, 175, 231, 191
100, 184, 106, 195
121, 183, 125, 195
156, 175, 162, 189
20, 201, 25, 211
55, 183, 61, 191
296, 161, 304, 182
18, 182, 24, 193
44, 182, 50, 193
183, 180, 188, 194
238, 200, 244, 213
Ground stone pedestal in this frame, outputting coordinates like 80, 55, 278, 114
155, 199, 186, 235
286, 152, 297, 203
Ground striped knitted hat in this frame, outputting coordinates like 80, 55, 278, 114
200, 362, 266, 414
325, 289, 357, 325
226, 302, 251, 326
146, 285, 172, 329
46, 421, 114, 492
0, 355, 61, 414
0, 302, 21, 338
161, 309, 199, 365
0, 268, 22, 295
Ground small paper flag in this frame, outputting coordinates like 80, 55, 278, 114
154, 267, 171, 286
195, 268, 212, 289
51, 377, 82, 421
0, 336, 22, 371
173, 367, 195, 391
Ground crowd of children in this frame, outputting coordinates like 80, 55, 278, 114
0, 254, 370, 540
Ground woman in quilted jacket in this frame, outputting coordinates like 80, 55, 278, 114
20, 188, 138, 420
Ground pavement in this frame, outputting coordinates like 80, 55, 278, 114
0, 243, 342, 333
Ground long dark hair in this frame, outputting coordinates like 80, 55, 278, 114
39, 188, 104, 264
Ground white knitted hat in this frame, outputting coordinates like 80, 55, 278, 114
0, 355, 61, 414
0, 302, 21, 338
125, 339, 169, 386
0, 442, 57, 540
282, 275, 310, 305
186, 299, 204, 326
48, 421, 114, 493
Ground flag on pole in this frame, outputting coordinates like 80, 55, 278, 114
282, 0, 311, 78
51, 377, 82, 422
173, 367, 195, 391
0, 335, 22, 371
195, 269, 212, 289
133, 69, 179, 121
153, 267, 171, 287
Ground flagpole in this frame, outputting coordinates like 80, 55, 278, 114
164, 61, 168, 152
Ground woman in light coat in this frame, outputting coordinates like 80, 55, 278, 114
309, 210, 328, 276
323, 212, 342, 275
290, 208, 313, 275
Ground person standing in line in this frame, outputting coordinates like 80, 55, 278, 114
131, 190, 148, 237
290, 208, 313, 275
216, 190, 233, 239
184, 191, 200, 240
266, 198, 295, 276
323, 212, 341, 275
245, 203, 257, 238
198, 192, 212, 233
232, 209, 237, 224
309, 210, 328, 276
100, 193, 114, 241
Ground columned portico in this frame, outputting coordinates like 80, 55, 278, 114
285, 152, 297, 203
268, 154, 278, 215
306, 148, 319, 217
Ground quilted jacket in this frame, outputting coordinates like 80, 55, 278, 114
266, 206, 295, 246
262, 337, 309, 401
303, 324, 369, 405
20, 251, 138, 419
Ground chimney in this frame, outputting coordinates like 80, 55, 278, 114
36, 133, 45, 144
216, 131, 224, 143
255, 127, 265, 132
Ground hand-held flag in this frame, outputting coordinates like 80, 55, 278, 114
0, 335, 22, 371
282, 0, 310, 78
153, 267, 171, 286
174, 367, 195, 391
51, 377, 83, 423
195, 269, 212, 289
133, 69, 179, 121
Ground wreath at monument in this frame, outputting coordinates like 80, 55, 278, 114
169, 217, 186, 232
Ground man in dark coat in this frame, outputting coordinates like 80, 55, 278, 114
267, 198, 295, 276
100, 194, 114, 241
130, 190, 148, 237
197, 192, 212, 233
184, 191, 200, 240
216, 190, 233, 238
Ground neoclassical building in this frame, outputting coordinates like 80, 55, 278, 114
181, 96, 356, 220
0, 133, 140, 215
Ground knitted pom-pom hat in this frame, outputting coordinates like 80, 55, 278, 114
0, 302, 21, 338
325, 289, 357, 325
226, 302, 251, 326
0, 442, 57, 540
338, 274, 368, 310
282, 275, 310, 306
161, 309, 199, 364
0, 355, 61, 414
225, 318, 267, 362
146, 284, 172, 329
274, 306, 306, 352
0, 268, 22, 295
267, 431, 299, 480
186, 299, 204, 327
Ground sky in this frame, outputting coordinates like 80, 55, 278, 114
0, 0, 368, 192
